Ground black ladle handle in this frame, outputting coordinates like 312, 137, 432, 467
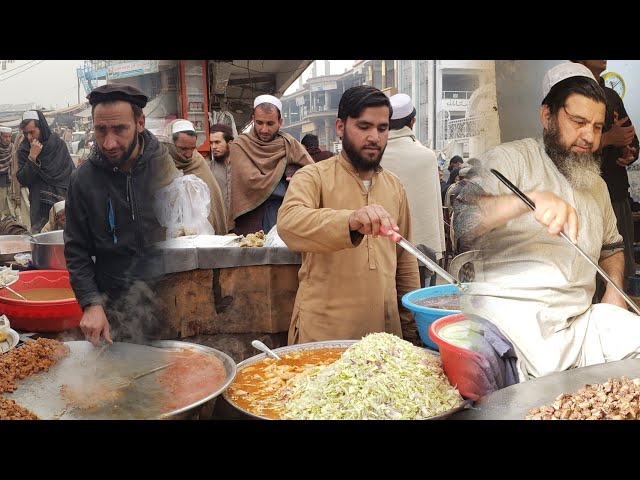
490, 169, 536, 211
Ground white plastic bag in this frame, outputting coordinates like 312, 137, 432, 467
264, 225, 288, 248
154, 173, 215, 239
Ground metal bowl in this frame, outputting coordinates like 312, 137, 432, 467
7, 340, 237, 420
0, 235, 32, 263
29, 230, 66, 270
223, 339, 468, 420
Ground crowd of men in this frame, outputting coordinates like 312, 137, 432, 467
4, 60, 640, 396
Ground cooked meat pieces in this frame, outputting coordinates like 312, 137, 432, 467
0, 395, 38, 420
0, 338, 70, 393
526, 377, 640, 420
240, 230, 265, 247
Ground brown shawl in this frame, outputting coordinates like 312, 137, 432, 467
165, 142, 228, 235
229, 129, 313, 221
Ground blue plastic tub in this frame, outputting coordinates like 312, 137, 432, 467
402, 284, 463, 350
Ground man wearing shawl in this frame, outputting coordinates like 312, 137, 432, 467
229, 94, 313, 236
0, 127, 14, 218
8, 131, 30, 231
64, 84, 179, 347
17, 110, 75, 233
163, 119, 227, 234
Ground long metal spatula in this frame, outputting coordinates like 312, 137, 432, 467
382, 226, 467, 292
490, 168, 640, 316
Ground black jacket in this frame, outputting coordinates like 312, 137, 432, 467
64, 130, 177, 309
600, 77, 639, 201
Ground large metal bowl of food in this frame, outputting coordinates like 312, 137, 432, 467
6, 340, 236, 420
223, 333, 469, 420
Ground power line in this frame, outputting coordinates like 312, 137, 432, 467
0, 60, 39, 77
0, 60, 46, 83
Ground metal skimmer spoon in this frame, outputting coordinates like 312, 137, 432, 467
490, 168, 640, 316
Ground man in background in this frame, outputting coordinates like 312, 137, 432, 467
229, 94, 313, 236
164, 119, 227, 234
0, 127, 14, 219
209, 123, 234, 228
301, 133, 333, 162
9, 131, 30, 231
573, 60, 639, 290
380, 93, 446, 287
17, 110, 75, 233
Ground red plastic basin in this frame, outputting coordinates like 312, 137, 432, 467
428, 313, 487, 401
0, 270, 82, 332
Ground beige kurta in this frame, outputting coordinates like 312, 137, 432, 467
277, 155, 420, 345
380, 127, 446, 258
460, 138, 634, 381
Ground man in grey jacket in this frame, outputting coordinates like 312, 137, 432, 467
380, 93, 446, 287
64, 84, 179, 346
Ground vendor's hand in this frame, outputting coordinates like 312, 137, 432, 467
348, 204, 398, 238
29, 139, 43, 160
527, 191, 578, 243
80, 304, 112, 347
601, 288, 628, 310
603, 117, 635, 148
616, 145, 637, 167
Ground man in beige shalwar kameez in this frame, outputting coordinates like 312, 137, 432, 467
278, 86, 421, 346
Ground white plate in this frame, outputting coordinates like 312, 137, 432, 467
0, 328, 19, 354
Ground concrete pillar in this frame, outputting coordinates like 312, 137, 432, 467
324, 91, 330, 111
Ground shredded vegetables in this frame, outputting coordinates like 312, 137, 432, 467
284, 332, 463, 420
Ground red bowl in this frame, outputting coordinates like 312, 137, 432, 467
0, 270, 82, 332
428, 313, 487, 401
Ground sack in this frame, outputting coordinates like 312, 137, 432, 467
264, 224, 287, 248
153, 173, 215, 238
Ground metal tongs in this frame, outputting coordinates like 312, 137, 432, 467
490, 168, 640, 316
382, 226, 467, 292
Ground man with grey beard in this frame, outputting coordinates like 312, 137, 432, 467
453, 62, 640, 383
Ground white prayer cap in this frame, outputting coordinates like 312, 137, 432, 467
390, 93, 414, 120
0, 127, 11, 134
171, 120, 195, 134
22, 110, 39, 121
542, 62, 596, 100
253, 94, 282, 112
54, 200, 65, 214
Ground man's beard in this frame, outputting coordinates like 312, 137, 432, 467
213, 151, 229, 162
342, 129, 385, 172
543, 116, 602, 190
99, 133, 139, 168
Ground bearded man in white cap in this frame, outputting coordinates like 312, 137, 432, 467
453, 62, 640, 383
17, 110, 75, 232
228, 94, 313, 235
40, 200, 65, 233
0, 127, 14, 219
162, 119, 227, 234
380, 93, 446, 288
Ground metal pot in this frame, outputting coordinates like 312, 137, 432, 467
29, 230, 66, 270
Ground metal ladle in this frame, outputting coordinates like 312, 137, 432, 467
251, 340, 281, 361
490, 168, 640, 316
382, 226, 467, 292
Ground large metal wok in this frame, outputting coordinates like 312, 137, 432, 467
6, 340, 236, 420
222, 339, 470, 420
